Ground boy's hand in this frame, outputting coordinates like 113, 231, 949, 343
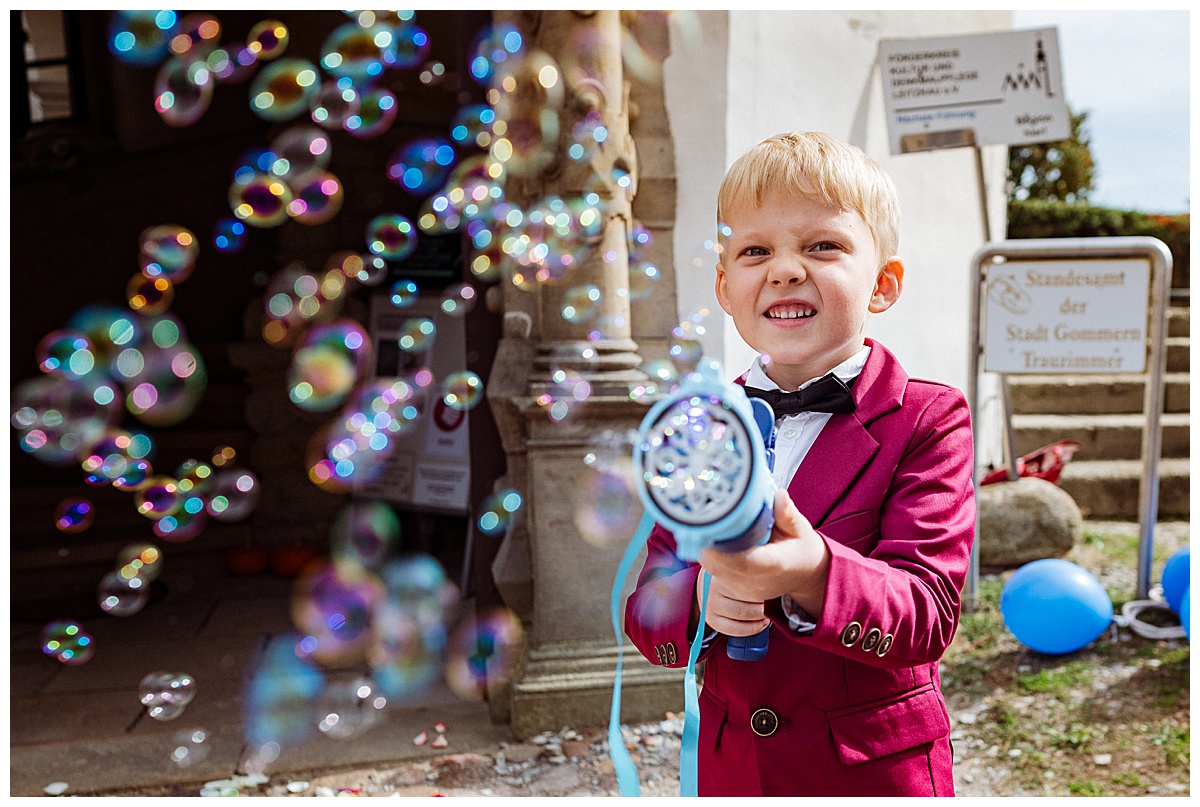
695, 573, 771, 637
697, 489, 830, 615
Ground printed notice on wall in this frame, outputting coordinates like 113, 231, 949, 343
878, 28, 1071, 154
984, 259, 1151, 374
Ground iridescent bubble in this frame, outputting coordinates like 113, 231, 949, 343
229, 173, 293, 227
247, 19, 289, 61
36, 330, 96, 379
583, 166, 634, 214
476, 488, 523, 537
310, 79, 360, 130
108, 10, 178, 67
170, 12, 221, 58
154, 53, 213, 127
140, 671, 198, 719
669, 308, 710, 374
354, 254, 390, 287
566, 109, 607, 163
468, 22, 524, 86
117, 543, 164, 582
561, 284, 602, 324
122, 342, 207, 427
113, 457, 154, 491
126, 275, 175, 316
628, 260, 661, 301
331, 501, 401, 577
366, 214, 417, 261
537, 366, 592, 423
629, 222, 653, 261
169, 728, 211, 768
389, 279, 418, 308
98, 568, 150, 617
490, 106, 559, 179
54, 498, 95, 534
211, 445, 238, 468
445, 607, 524, 700
41, 621, 94, 665
213, 218, 248, 253
316, 675, 388, 739
343, 87, 397, 139
292, 561, 385, 666
268, 125, 332, 184
232, 146, 278, 180
397, 318, 436, 353
262, 263, 337, 342
12, 373, 120, 468
575, 453, 641, 548
139, 224, 198, 283
154, 505, 208, 543
244, 634, 324, 749
289, 345, 358, 412
249, 58, 320, 122
417, 60, 447, 86
450, 104, 497, 150
135, 476, 182, 520
287, 170, 344, 226
208, 41, 257, 84
68, 304, 142, 359
206, 468, 261, 522
175, 458, 215, 498
439, 283, 477, 317
80, 427, 150, 481
442, 371, 483, 411
370, 603, 445, 702
388, 23, 431, 70
386, 138, 457, 196
320, 22, 393, 83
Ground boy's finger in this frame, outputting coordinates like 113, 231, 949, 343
770, 488, 807, 541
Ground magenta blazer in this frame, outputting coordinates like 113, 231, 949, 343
625, 339, 975, 796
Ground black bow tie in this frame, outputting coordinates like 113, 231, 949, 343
743, 373, 856, 417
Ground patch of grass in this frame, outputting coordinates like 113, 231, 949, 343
1150, 723, 1190, 771
1049, 723, 1104, 750
1111, 772, 1142, 788
1016, 660, 1093, 695
1068, 779, 1111, 796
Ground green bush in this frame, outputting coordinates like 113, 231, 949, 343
1007, 199, 1190, 290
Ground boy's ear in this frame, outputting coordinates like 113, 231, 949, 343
714, 263, 733, 316
868, 258, 904, 313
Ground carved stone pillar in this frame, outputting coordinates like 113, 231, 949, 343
485, 10, 682, 736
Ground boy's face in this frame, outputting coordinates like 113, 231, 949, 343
715, 188, 903, 391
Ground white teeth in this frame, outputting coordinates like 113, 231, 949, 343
766, 307, 814, 319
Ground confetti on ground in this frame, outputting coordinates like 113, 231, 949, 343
413, 731, 428, 746
43, 782, 69, 796
431, 734, 449, 749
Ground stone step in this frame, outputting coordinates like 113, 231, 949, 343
1007, 372, 1190, 415
1013, 412, 1190, 460
1055, 457, 1191, 520
1168, 305, 1189, 338
1166, 336, 1189, 372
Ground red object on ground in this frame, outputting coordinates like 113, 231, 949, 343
980, 440, 1082, 486
269, 543, 324, 578
225, 546, 269, 576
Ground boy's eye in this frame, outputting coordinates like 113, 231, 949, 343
811, 242, 841, 252
741, 246, 769, 257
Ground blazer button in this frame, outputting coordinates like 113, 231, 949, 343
876, 633, 894, 657
861, 627, 882, 652
664, 642, 677, 665
839, 621, 862, 647
751, 707, 779, 737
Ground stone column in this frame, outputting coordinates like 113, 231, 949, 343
485, 10, 683, 736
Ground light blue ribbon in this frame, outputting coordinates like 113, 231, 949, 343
609, 513, 710, 798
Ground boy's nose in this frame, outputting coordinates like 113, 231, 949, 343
768, 259, 805, 286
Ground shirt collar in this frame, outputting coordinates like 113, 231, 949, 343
745, 345, 871, 392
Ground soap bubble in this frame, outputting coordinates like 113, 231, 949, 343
439, 283, 477, 317
175, 458, 215, 498
669, 308, 711, 374
370, 554, 457, 702
287, 320, 371, 412
108, 10, 177, 67
343, 87, 397, 139
249, 58, 319, 122
126, 275, 175, 316
36, 330, 96, 379
561, 284, 602, 324
566, 109, 607, 164
208, 41, 257, 84
121, 341, 207, 428
576, 440, 641, 547
445, 607, 524, 700
134, 476, 182, 520
387, 138, 457, 196
387, 23, 431, 70
213, 218, 248, 253
537, 366, 592, 423
468, 22, 524, 86
154, 505, 209, 543
140, 671, 197, 720
41, 621, 94, 665
287, 170, 344, 226
292, 561, 385, 666
244, 634, 324, 749
477, 488, 523, 537
154, 54, 213, 127
113, 458, 154, 491
268, 125, 332, 184
315, 675, 388, 739
230, 173, 293, 228
54, 498, 95, 534
206, 469, 261, 522
331, 501, 401, 577
310, 79, 360, 130
397, 318, 436, 353
389, 279, 419, 308
117, 543, 164, 582
169, 727, 211, 768
629, 222, 653, 261
320, 22, 393, 83
139, 224, 198, 284
442, 371, 484, 412
366, 214, 417, 261
98, 569, 150, 617
13, 374, 123, 468
247, 19, 289, 61
450, 104, 497, 150
628, 261, 661, 301
170, 13, 221, 58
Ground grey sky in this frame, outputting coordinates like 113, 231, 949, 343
1013, 9, 1190, 214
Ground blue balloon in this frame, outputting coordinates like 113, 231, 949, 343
1000, 558, 1113, 654
1180, 587, 1190, 641
1160, 545, 1190, 615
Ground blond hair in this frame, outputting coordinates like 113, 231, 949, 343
716, 132, 900, 263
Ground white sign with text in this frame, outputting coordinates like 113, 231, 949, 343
984, 258, 1151, 374
878, 28, 1071, 154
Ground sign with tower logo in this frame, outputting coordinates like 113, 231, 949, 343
878, 28, 1071, 154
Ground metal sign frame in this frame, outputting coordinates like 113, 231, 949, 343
965, 237, 1173, 610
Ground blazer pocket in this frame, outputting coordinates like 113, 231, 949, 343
816, 510, 876, 552
699, 689, 729, 752
825, 684, 949, 766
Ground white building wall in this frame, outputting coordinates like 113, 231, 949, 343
666, 9, 1012, 398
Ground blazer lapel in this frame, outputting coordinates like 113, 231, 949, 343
786, 339, 906, 527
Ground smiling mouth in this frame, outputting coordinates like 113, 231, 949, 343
765, 304, 815, 320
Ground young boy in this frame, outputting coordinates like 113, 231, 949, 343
624, 132, 975, 796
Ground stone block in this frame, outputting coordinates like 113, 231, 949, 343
978, 477, 1082, 568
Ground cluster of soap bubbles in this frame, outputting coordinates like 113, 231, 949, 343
97, 542, 162, 617
140, 670, 197, 721
238, 499, 523, 764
